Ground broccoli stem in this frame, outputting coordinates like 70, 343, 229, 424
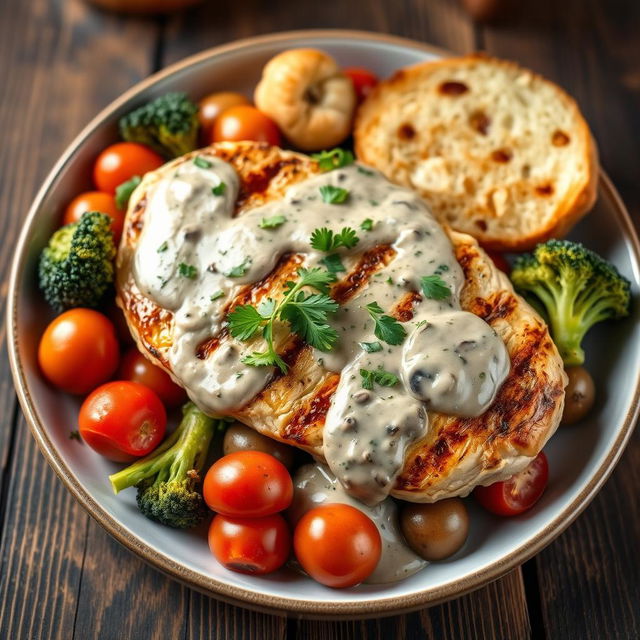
110, 403, 216, 494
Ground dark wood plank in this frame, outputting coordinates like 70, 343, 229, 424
294, 569, 530, 640
480, 0, 640, 637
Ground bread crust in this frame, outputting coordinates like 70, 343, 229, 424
354, 53, 599, 252
116, 141, 567, 502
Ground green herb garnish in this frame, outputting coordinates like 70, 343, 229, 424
178, 263, 197, 279
311, 148, 354, 171
228, 268, 339, 373
366, 301, 407, 345
210, 290, 225, 301
310, 227, 359, 252
212, 182, 226, 196
320, 253, 346, 275
193, 156, 212, 169
259, 215, 287, 229
115, 175, 141, 210
319, 185, 349, 204
359, 341, 383, 353
360, 218, 374, 231
225, 258, 251, 278
420, 275, 451, 300
360, 367, 399, 390
157, 241, 168, 253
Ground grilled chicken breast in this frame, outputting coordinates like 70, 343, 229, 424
116, 141, 566, 502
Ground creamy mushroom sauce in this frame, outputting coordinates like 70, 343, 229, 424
133, 153, 510, 505
288, 463, 427, 584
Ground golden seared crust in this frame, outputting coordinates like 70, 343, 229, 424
354, 54, 598, 252
117, 141, 566, 502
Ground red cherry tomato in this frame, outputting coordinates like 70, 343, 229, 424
62, 191, 125, 244
78, 380, 166, 462
343, 67, 379, 103
213, 105, 281, 146
474, 451, 549, 516
38, 308, 119, 394
486, 250, 511, 274
293, 503, 381, 588
208, 513, 291, 575
203, 451, 293, 517
93, 142, 164, 194
118, 346, 187, 408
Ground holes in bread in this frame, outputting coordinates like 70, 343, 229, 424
535, 183, 555, 196
438, 81, 469, 96
397, 123, 416, 140
469, 110, 491, 135
552, 130, 571, 146
490, 148, 513, 163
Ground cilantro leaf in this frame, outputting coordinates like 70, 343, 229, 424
296, 267, 336, 294
227, 305, 264, 340
259, 215, 287, 229
193, 156, 212, 169
212, 182, 226, 196
281, 292, 339, 351
319, 185, 349, 204
359, 367, 399, 390
210, 290, 224, 301
359, 341, 382, 353
242, 350, 287, 373
178, 263, 197, 279
311, 148, 354, 172
360, 218, 374, 231
366, 301, 407, 345
320, 253, 345, 275
115, 175, 141, 210
421, 275, 451, 300
225, 258, 251, 278
157, 241, 168, 253
310, 226, 360, 252
357, 166, 375, 176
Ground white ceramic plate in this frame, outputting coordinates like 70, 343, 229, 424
8, 30, 640, 619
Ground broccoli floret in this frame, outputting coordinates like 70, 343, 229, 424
38, 211, 115, 313
511, 239, 631, 366
109, 403, 222, 529
119, 92, 199, 158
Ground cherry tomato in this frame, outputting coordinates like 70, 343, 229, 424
78, 380, 166, 462
474, 451, 549, 516
38, 308, 119, 394
486, 250, 511, 274
203, 451, 293, 517
93, 142, 164, 194
343, 67, 379, 103
118, 346, 187, 408
198, 92, 249, 143
293, 503, 381, 588
213, 105, 281, 146
208, 513, 290, 575
62, 191, 125, 244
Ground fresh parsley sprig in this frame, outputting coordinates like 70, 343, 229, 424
420, 274, 451, 300
227, 267, 338, 373
311, 148, 354, 172
310, 227, 359, 252
259, 215, 287, 229
319, 185, 349, 204
360, 367, 399, 390
366, 301, 407, 345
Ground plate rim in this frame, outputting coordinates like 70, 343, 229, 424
7, 28, 640, 619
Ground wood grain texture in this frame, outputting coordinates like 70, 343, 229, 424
481, 0, 640, 637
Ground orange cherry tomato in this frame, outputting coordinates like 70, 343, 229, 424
62, 191, 125, 244
343, 67, 379, 103
213, 105, 281, 146
118, 346, 187, 408
38, 308, 119, 394
93, 142, 164, 194
486, 250, 511, 274
474, 451, 549, 516
208, 513, 291, 575
198, 92, 249, 144
293, 504, 381, 588
203, 451, 293, 518
78, 380, 166, 462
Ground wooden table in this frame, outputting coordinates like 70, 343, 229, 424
1, 0, 638, 638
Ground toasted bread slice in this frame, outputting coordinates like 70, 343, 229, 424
117, 141, 566, 502
354, 54, 598, 251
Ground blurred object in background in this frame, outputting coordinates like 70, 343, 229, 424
86, 0, 204, 14
461, 0, 508, 23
